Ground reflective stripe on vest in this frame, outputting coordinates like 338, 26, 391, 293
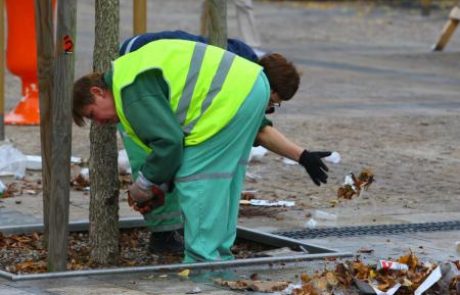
112, 39, 262, 152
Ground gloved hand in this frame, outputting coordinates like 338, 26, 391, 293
128, 173, 167, 214
127, 191, 165, 214
298, 150, 331, 186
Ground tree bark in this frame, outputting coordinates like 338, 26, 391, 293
206, 0, 227, 48
89, 0, 120, 265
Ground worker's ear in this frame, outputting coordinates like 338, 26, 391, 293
89, 86, 105, 98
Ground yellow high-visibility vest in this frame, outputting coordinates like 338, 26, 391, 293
113, 39, 262, 152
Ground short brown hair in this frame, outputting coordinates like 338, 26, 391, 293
258, 53, 300, 101
72, 72, 107, 127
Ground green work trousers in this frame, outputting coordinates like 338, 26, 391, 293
177, 73, 269, 262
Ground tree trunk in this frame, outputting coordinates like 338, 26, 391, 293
206, 0, 227, 48
89, 0, 120, 265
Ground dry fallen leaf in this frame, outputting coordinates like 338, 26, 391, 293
178, 269, 190, 278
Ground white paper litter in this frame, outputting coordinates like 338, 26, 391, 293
354, 279, 401, 295
305, 218, 317, 229
414, 266, 441, 295
355, 264, 442, 295
282, 157, 298, 165
0, 144, 27, 178
314, 210, 337, 221
118, 149, 132, 174
25, 155, 83, 171
324, 151, 341, 164
240, 199, 295, 207
249, 146, 268, 162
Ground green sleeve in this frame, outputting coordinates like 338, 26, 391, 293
121, 69, 184, 184
259, 116, 273, 131
253, 116, 273, 147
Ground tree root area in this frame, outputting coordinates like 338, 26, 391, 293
0, 228, 275, 274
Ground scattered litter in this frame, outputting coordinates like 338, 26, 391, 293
178, 269, 190, 278
357, 247, 374, 254
241, 190, 257, 200
215, 278, 290, 292
254, 247, 307, 257
337, 168, 374, 200
70, 167, 90, 190
23, 189, 38, 195
159, 274, 168, 278
352, 252, 441, 295
314, 210, 337, 221
414, 265, 441, 295
245, 171, 262, 182
282, 157, 297, 165
240, 199, 295, 207
305, 218, 317, 229
0, 144, 27, 178
0, 180, 5, 197
185, 287, 202, 294
249, 146, 267, 162
324, 151, 341, 164
377, 260, 408, 271
118, 149, 132, 174
26, 155, 83, 171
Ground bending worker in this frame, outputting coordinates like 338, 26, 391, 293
117, 31, 331, 255
72, 38, 331, 262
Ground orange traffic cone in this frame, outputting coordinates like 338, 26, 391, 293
4, 0, 40, 125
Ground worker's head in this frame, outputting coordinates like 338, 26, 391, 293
72, 72, 119, 126
259, 53, 300, 114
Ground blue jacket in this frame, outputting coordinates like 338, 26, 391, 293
119, 30, 258, 62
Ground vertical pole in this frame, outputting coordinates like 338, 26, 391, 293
0, 0, 5, 140
133, 0, 146, 34
35, 0, 54, 248
48, 0, 76, 272
421, 0, 431, 16
207, 0, 227, 48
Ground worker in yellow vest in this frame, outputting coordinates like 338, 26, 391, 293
72, 39, 330, 262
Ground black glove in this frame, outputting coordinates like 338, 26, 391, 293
298, 150, 331, 186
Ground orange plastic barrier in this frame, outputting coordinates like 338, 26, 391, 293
5, 0, 40, 125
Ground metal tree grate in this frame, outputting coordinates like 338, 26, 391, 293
0, 218, 351, 281
276, 220, 460, 239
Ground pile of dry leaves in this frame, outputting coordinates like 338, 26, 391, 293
216, 252, 459, 294
337, 168, 374, 200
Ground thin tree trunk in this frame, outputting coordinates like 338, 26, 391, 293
89, 0, 120, 265
206, 0, 227, 48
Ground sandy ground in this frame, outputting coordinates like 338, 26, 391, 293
2, 0, 460, 232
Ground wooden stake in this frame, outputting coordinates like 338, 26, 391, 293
421, 0, 431, 16
433, 7, 460, 51
48, 0, 76, 272
133, 0, 146, 34
35, 0, 55, 248
207, 0, 227, 48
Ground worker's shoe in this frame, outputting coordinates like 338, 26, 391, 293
148, 230, 184, 254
